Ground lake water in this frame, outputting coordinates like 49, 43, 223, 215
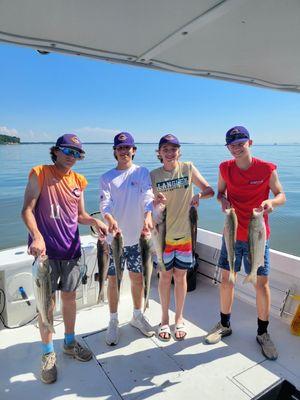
0, 143, 299, 256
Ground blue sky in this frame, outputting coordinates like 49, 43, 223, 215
1, 43, 300, 144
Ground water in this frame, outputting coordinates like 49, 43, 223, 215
0, 143, 299, 256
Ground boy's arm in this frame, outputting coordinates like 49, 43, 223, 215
21, 173, 45, 256
141, 170, 154, 232
261, 170, 286, 213
191, 165, 214, 206
99, 176, 118, 234
78, 193, 107, 238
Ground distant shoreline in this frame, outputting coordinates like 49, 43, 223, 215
18, 142, 300, 146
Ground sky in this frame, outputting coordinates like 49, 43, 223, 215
1, 43, 300, 144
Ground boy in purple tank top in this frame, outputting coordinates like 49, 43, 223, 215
22, 134, 107, 384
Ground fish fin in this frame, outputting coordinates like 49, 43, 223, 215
243, 274, 257, 285
158, 262, 166, 272
97, 291, 105, 304
229, 271, 236, 284
47, 324, 55, 334
143, 300, 149, 313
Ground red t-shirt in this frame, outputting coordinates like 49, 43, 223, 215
220, 158, 276, 241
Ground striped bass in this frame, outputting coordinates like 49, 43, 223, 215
96, 239, 110, 303
151, 204, 166, 271
244, 207, 266, 284
224, 208, 238, 284
32, 256, 55, 333
190, 206, 198, 257
139, 233, 153, 312
111, 232, 124, 299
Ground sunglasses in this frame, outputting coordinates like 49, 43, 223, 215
58, 147, 83, 159
226, 133, 249, 144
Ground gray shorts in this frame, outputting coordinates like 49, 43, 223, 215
49, 258, 85, 292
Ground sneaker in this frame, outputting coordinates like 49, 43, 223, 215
130, 314, 155, 337
256, 333, 278, 360
205, 321, 232, 344
63, 341, 92, 361
41, 352, 57, 384
106, 319, 119, 346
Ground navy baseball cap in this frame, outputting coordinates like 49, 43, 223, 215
159, 134, 180, 149
113, 132, 136, 148
225, 126, 250, 145
56, 134, 85, 153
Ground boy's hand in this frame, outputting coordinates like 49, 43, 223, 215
261, 199, 274, 214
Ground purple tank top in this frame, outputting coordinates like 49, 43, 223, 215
28, 165, 87, 260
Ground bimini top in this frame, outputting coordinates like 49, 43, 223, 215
1, 0, 300, 92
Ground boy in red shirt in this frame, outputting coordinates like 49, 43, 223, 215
205, 126, 286, 360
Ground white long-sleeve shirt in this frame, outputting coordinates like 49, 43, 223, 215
99, 164, 153, 246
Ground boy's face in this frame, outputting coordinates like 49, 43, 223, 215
114, 145, 136, 162
227, 140, 252, 158
54, 147, 80, 169
158, 144, 180, 164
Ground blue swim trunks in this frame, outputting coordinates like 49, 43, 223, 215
108, 243, 142, 275
218, 236, 270, 276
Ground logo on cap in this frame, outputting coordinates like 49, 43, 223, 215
165, 134, 175, 140
230, 129, 240, 135
118, 133, 127, 141
70, 136, 80, 144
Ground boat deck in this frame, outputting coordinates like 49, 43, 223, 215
1, 273, 299, 400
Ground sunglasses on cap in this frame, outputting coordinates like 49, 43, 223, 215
58, 147, 84, 159
226, 133, 249, 145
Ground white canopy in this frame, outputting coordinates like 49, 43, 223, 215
1, 0, 300, 92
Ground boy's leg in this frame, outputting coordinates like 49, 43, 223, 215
105, 248, 124, 345
61, 291, 76, 334
159, 269, 173, 326
256, 275, 271, 321
39, 299, 56, 384
253, 243, 277, 360
173, 268, 187, 339
220, 269, 235, 315
107, 275, 119, 313
129, 271, 143, 310
205, 238, 243, 344
253, 241, 271, 322
60, 259, 92, 360
60, 258, 85, 335
126, 244, 155, 337
39, 260, 58, 384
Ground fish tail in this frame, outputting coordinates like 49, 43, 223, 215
229, 271, 236, 284
143, 299, 149, 313
97, 291, 104, 304
47, 323, 55, 334
243, 274, 257, 285
158, 262, 166, 271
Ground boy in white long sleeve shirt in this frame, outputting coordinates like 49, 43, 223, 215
99, 132, 155, 345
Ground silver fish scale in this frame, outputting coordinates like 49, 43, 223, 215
140, 235, 153, 312
224, 208, 238, 283
32, 257, 55, 333
246, 209, 266, 284
112, 233, 124, 296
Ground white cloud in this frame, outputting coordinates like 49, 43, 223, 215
26, 130, 54, 142
0, 126, 19, 137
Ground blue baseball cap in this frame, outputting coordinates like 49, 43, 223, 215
159, 134, 180, 148
113, 132, 136, 148
225, 126, 250, 145
56, 134, 85, 153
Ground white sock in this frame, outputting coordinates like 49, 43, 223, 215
110, 312, 118, 321
133, 309, 142, 318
